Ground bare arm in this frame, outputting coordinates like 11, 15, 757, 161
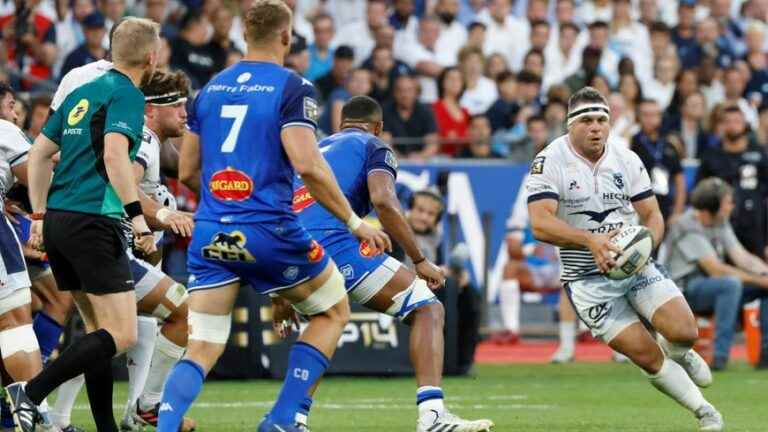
368, 171, 423, 261
179, 131, 201, 195
698, 254, 768, 289
631, 195, 665, 249
727, 243, 768, 274
672, 172, 686, 219
160, 137, 181, 178
27, 133, 59, 213
11, 161, 28, 187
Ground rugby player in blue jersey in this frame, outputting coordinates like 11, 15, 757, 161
287, 95, 494, 432
161, 1, 391, 431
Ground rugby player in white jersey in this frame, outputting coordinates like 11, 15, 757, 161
525, 87, 723, 431
45, 33, 196, 432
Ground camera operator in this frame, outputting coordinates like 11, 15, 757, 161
0, 0, 57, 89
399, 187, 481, 374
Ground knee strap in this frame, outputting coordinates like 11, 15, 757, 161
0, 324, 39, 358
292, 267, 347, 316
385, 278, 438, 321
188, 311, 231, 344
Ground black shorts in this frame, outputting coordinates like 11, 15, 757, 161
43, 209, 134, 295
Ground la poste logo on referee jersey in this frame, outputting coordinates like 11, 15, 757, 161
67, 99, 89, 126
209, 167, 253, 201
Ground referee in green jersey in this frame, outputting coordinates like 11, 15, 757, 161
8, 18, 161, 432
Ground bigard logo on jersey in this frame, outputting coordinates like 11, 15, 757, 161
209, 167, 253, 201
67, 99, 89, 126
202, 231, 255, 262
292, 185, 316, 212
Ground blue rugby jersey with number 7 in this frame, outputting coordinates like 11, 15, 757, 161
188, 61, 319, 224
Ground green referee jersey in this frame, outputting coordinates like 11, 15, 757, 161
42, 69, 144, 219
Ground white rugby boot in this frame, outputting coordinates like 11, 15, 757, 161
696, 404, 724, 431
677, 350, 713, 388
417, 411, 494, 432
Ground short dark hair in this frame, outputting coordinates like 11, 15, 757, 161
568, 86, 608, 112
517, 69, 542, 84
691, 177, 732, 214
722, 104, 743, 116
141, 69, 192, 100
468, 21, 486, 32
530, 19, 549, 30
437, 66, 463, 99
0, 83, 14, 101
496, 70, 516, 84
341, 95, 382, 123
30, 95, 52, 111
588, 20, 609, 30
650, 21, 670, 34
527, 114, 546, 126
560, 21, 579, 34
334, 45, 355, 60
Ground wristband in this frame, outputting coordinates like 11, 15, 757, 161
135, 231, 153, 238
30, 212, 45, 221
413, 257, 426, 265
124, 201, 143, 219
156, 208, 172, 224
346, 213, 363, 231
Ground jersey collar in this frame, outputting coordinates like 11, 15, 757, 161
144, 126, 161, 145
566, 135, 609, 173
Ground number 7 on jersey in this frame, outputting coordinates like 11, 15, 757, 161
220, 105, 247, 153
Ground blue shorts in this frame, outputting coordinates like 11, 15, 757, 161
187, 220, 329, 294
12, 216, 50, 273
320, 232, 389, 292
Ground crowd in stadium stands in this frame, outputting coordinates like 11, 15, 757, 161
2, 0, 768, 368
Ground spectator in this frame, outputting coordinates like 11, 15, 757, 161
434, 0, 466, 66
144, 0, 178, 39
586, 20, 620, 86
494, 114, 546, 163
210, 7, 236, 53
544, 21, 582, 91
588, 74, 610, 98
0, 0, 57, 90
663, 68, 700, 130
389, 0, 418, 40
744, 21, 767, 72
564, 45, 601, 93
476, 0, 528, 72
699, 55, 726, 109
458, 46, 498, 115
432, 67, 470, 156
577, 0, 612, 25
457, 115, 501, 158
100, 0, 125, 38
697, 106, 768, 258
394, 15, 446, 103
722, 66, 759, 128
609, 0, 652, 82
711, 0, 746, 58
285, 32, 309, 76
631, 99, 686, 222
315, 45, 355, 102
756, 104, 768, 147
170, 9, 226, 89
673, 0, 700, 70
318, 68, 372, 135
229, 0, 255, 54
52, 0, 93, 78
26, 94, 49, 138
366, 45, 412, 103
618, 73, 642, 127
382, 74, 439, 159
60, 12, 106, 78
522, 49, 545, 80
517, 69, 543, 111
696, 16, 737, 68
542, 99, 567, 140
486, 71, 519, 132
607, 92, 632, 145
662, 178, 768, 370
670, 92, 719, 158
282, 0, 312, 44
465, 21, 486, 50
484, 52, 508, 81
333, 0, 387, 66
457, 0, 486, 26
644, 54, 679, 109
305, 14, 334, 81
636, 21, 675, 87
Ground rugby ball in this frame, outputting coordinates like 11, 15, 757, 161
606, 225, 653, 280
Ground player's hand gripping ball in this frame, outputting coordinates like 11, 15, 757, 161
605, 225, 653, 280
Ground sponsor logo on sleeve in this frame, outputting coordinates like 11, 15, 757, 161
530, 156, 545, 174
292, 185, 316, 212
384, 150, 398, 170
303, 97, 319, 123
209, 167, 253, 201
202, 231, 255, 262
67, 99, 89, 126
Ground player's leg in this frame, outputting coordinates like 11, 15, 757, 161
30, 270, 73, 364
133, 265, 193, 431
552, 287, 577, 362
496, 260, 522, 344
0, 296, 42, 383
157, 281, 240, 432
259, 261, 350, 430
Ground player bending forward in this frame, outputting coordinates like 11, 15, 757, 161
160, 1, 390, 431
285, 95, 494, 432
525, 87, 723, 431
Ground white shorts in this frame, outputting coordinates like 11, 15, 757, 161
566, 261, 683, 343
129, 254, 166, 302
348, 256, 401, 305
0, 215, 30, 304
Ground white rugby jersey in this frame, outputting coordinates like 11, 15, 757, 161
0, 120, 31, 204
524, 134, 653, 281
137, 127, 177, 212
50, 60, 113, 112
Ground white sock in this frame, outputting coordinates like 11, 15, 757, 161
125, 316, 158, 414
559, 321, 576, 351
657, 334, 690, 362
647, 358, 707, 413
51, 374, 85, 428
138, 332, 185, 411
499, 280, 520, 333
417, 386, 445, 419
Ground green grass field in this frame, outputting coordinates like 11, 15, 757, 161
68, 363, 766, 431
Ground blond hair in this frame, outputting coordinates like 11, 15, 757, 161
244, 0, 292, 46
111, 17, 160, 69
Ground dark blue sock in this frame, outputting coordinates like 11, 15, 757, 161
269, 342, 329, 425
1, 396, 14, 428
33, 312, 64, 363
299, 396, 313, 416
157, 360, 205, 432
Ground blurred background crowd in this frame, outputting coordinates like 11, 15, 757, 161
3, 0, 768, 162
